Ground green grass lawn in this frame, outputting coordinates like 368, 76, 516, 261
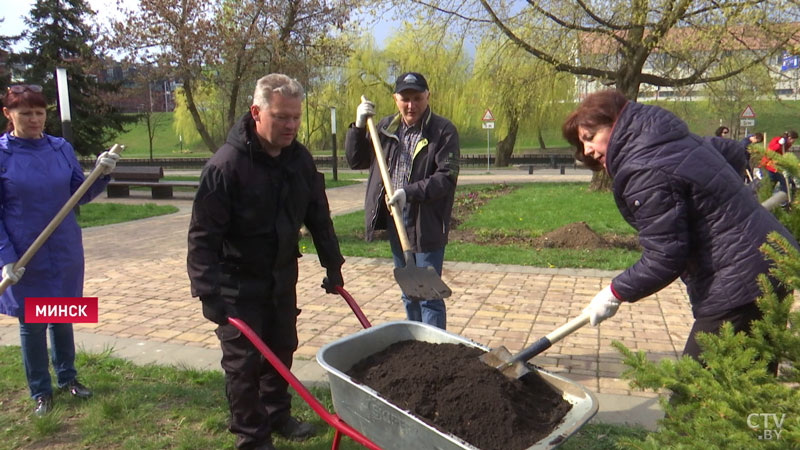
0, 346, 648, 449
111, 100, 800, 157
76, 203, 178, 228
302, 183, 641, 270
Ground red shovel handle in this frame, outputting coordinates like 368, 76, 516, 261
227, 317, 380, 450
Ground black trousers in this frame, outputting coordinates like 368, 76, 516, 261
216, 281, 300, 449
683, 301, 778, 375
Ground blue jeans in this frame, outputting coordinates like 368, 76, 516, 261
18, 317, 78, 399
769, 170, 789, 194
387, 219, 447, 329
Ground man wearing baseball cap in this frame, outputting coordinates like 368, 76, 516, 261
345, 72, 460, 329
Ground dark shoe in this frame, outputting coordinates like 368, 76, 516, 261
273, 416, 316, 441
34, 394, 52, 417
60, 379, 92, 398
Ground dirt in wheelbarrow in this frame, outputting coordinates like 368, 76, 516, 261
347, 340, 572, 450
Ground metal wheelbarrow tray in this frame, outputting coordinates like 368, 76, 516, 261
317, 321, 598, 450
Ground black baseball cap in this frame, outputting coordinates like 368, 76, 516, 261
394, 72, 429, 93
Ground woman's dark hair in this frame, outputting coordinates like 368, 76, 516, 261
714, 126, 730, 137
3, 86, 48, 133
562, 89, 628, 172
785, 130, 799, 139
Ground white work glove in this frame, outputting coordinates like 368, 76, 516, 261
2, 262, 25, 285
583, 285, 621, 326
355, 99, 376, 128
95, 150, 120, 175
387, 188, 406, 212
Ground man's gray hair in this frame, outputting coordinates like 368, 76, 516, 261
252, 74, 304, 109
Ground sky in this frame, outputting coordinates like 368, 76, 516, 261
2, 0, 399, 53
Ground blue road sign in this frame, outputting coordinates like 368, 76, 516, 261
781, 53, 799, 71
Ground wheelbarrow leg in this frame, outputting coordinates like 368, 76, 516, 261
332, 429, 343, 449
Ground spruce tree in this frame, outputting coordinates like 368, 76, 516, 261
17, 0, 134, 155
613, 236, 800, 447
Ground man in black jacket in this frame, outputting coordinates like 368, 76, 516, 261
188, 74, 345, 450
345, 72, 459, 329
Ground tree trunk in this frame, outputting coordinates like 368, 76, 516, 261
537, 128, 546, 149
495, 118, 519, 167
183, 78, 219, 153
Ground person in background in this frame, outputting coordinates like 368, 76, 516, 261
345, 72, 460, 330
714, 126, 730, 138
740, 132, 764, 150
188, 74, 345, 450
739, 132, 764, 181
562, 90, 798, 370
0, 84, 119, 416
760, 130, 798, 194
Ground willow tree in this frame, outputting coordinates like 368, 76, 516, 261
406, 0, 800, 188
382, 21, 474, 131
472, 33, 574, 166
320, 24, 473, 145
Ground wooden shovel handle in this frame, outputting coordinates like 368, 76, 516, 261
363, 96, 413, 253
0, 144, 125, 295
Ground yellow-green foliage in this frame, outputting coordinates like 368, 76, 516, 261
172, 85, 228, 148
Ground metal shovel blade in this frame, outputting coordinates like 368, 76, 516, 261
481, 313, 590, 379
480, 346, 531, 379
394, 265, 452, 300
394, 251, 452, 301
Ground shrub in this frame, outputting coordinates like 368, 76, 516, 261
611, 233, 800, 449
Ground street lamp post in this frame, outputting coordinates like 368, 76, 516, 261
330, 106, 338, 181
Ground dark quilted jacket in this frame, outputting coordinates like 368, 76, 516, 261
607, 102, 798, 318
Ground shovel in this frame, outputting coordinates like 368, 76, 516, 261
0, 144, 125, 296
362, 96, 451, 301
481, 312, 590, 379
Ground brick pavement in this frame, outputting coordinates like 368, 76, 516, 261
0, 168, 692, 404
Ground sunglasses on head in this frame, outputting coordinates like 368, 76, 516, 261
7, 85, 43, 94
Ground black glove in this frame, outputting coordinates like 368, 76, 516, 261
321, 267, 344, 294
200, 295, 229, 325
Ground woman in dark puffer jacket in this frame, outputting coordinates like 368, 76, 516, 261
562, 90, 799, 363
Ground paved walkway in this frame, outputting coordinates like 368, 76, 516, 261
0, 168, 674, 430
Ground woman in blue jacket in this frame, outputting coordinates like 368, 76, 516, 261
562, 90, 798, 365
1, 85, 118, 415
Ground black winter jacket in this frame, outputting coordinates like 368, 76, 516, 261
345, 108, 459, 252
188, 113, 344, 303
607, 102, 798, 318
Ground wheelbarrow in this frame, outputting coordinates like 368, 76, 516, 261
227, 285, 379, 450
317, 321, 599, 450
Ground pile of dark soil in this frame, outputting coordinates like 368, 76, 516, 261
532, 221, 611, 249
347, 340, 572, 450
449, 220, 639, 251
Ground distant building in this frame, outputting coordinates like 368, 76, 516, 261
91, 60, 176, 113
575, 23, 800, 101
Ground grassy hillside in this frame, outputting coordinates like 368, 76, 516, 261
111, 112, 213, 159
110, 100, 800, 158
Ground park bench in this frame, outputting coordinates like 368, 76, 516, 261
517, 155, 578, 174
106, 166, 199, 199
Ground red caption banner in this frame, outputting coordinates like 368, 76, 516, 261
25, 297, 99, 323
